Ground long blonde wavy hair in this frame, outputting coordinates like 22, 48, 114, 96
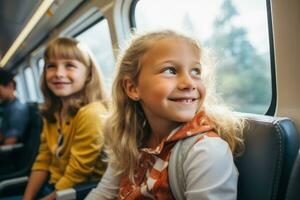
40, 37, 107, 122
105, 30, 245, 181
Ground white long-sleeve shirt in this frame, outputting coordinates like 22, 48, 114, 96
85, 136, 238, 200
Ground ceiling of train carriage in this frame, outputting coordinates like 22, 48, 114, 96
0, 0, 38, 63
0, 0, 85, 70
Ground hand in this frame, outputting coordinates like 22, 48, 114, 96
40, 191, 56, 200
4, 136, 17, 145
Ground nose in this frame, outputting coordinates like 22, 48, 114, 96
177, 73, 195, 90
54, 65, 66, 77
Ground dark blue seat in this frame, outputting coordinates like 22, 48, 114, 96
0, 102, 42, 197
56, 114, 300, 200
1, 113, 298, 199
285, 149, 300, 200
235, 114, 299, 200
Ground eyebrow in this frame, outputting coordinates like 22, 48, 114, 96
156, 59, 201, 67
193, 62, 202, 67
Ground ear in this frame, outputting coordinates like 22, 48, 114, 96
123, 76, 140, 101
8, 81, 15, 89
85, 67, 92, 83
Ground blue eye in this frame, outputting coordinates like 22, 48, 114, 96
162, 67, 176, 75
191, 68, 201, 77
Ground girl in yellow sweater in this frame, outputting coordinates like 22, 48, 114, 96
23, 38, 108, 200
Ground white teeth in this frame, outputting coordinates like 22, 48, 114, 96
169, 98, 197, 103
176, 99, 193, 102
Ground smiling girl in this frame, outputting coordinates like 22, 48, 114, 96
23, 38, 108, 200
86, 30, 244, 200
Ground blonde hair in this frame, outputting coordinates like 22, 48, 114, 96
105, 30, 244, 181
40, 37, 107, 122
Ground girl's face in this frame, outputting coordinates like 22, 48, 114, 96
45, 58, 88, 98
127, 38, 206, 130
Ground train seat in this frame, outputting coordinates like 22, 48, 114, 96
0, 102, 42, 196
0, 113, 298, 199
55, 114, 300, 200
235, 114, 299, 200
285, 149, 300, 200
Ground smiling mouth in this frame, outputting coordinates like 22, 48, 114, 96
168, 98, 198, 103
52, 82, 70, 85
51, 82, 71, 88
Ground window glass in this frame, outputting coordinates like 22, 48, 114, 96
134, 0, 272, 114
15, 74, 26, 102
24, 67, 38, 101
33, 58, 44, 101
76, 19, 115, 94
38, 58, 44, 76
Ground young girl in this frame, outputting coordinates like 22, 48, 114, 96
86, 30, 244, 200
23, 37, 108, 200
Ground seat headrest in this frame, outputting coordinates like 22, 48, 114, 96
235, 114, 299, 200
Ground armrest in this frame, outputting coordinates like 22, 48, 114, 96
56, 188, 76, 200
0, 143, 24, 153
0, 176, 28, 191
56, 181, 99, 200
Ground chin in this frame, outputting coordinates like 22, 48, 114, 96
174, 115, 195, 123
52, 92, 69, 97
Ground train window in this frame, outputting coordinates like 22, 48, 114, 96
37, 58, 44, 76
24, 67, 38, 101
75, 19, 115, 94
15, 74, 26, 102
133, 0, 273, 114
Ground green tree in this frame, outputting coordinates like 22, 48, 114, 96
206, 0, 271, 113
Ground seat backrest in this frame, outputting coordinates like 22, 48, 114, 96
0, 102, 42, 181
74, 181, 99, 200
14, 102, 42, 169
235, 114, 299, 200
285, 149, 300, 200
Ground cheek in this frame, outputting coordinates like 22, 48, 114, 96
45, 72, 52, 84
197, 84, 206, 107
69, 68, 85, 78
73, 72, 88, 88
200, 85, 206, 98
139, 82, 171, 100
77, 68, 89, 82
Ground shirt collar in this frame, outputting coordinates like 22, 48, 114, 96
141, 111, 214, 155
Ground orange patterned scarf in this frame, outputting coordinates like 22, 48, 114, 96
119, 112, 217, 199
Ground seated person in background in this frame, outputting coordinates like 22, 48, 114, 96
0, 69, 29, 145
22, 37, 108, 200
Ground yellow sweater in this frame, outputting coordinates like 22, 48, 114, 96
32, 101, 107, 190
